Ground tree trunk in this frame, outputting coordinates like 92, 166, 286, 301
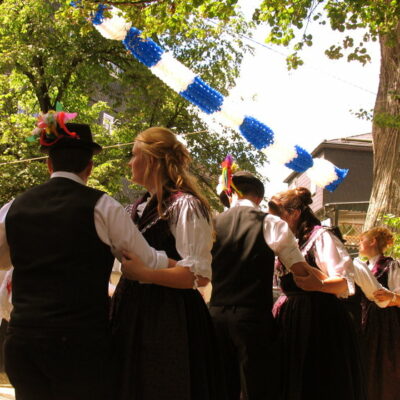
364, 20, 400, 230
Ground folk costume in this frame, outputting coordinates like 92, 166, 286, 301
0, 114, 168, 400
275, 226, 366, 400
111, 191, 226, 400
361, 255, 400, 400
210, 198, 305, 400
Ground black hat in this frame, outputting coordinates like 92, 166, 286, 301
232, 171, 265, 198
40, 123, 102, 154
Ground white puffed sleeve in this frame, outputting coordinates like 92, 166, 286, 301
313, 230, 355, 297
169, 195, 213, 281
352, 258, 389, 307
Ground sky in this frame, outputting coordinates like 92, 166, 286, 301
202, 1, 381, 197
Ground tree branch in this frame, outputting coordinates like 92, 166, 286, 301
94, 0, 165, 6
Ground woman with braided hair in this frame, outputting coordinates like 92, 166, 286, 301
110, 127, 226, 400
268, 187, 365, 400
357, 227, 400, 400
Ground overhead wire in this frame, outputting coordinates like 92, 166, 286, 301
207, 19, 378, 96
0, 129, 209, 167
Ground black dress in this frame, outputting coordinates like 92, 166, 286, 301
275, 227, 366, 400
362, 256, 400, 400
110, 193, 226, 400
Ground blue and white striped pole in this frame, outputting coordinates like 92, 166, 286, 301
91, 5, 348, 191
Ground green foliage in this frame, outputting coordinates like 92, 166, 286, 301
0, 0, 264, 209
350, 108, 373, 121
374, 112, 400, 131
253, 0, 400, 69
382, 214, 400, 259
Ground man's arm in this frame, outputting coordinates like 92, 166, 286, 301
263, 215, 340, 292
263, 214, 306, 271
94, 195, 169, 270
121, 250, 207, 289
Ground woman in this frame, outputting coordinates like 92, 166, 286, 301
111, 127, 225, 400
357, 227, 400, 400
268, 187, 365, 400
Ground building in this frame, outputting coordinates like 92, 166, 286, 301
284, 133, 373, 254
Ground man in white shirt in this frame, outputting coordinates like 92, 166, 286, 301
0, 118, 171, 400
210, 171, 317, 400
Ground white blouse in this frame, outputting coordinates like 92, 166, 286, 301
308, 230, 355, 297
137, 194, 213, 280
350, 255, 400, 308
351, 257, 389, 308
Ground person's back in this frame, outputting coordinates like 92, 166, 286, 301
211, 206, 275, 309
6, 177, 114, 330
209, 171, 282, 400
0, 113, 170, 400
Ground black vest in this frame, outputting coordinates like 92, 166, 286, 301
5, 177, 114, 331
210, 207, 275, 309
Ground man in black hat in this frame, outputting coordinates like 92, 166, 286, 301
0, 113, 172, 400
210, 171, 320, 400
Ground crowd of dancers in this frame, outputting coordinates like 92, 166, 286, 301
0, 114, 399, 400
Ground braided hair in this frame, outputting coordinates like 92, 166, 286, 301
135, 127, 210, 218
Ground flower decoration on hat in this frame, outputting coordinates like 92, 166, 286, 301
28, 110, 79, 146
216, 155, 242, 197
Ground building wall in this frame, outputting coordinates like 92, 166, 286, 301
286, 145, 373, 214
322, 147, 373, 205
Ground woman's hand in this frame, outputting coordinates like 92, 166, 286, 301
373, 288, 399, 306
121, 250, 152, 282
291, 262, 328, 289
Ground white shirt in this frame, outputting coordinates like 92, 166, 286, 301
0, 172, 168, 270
136, 193, 213, 280
230, 198, 305, 269
367, 255, 400, 293
309, 229, 355, 297
351, 257, 389, 307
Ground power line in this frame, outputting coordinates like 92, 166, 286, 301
208, 20, 378, 96
0, 129, 209, 167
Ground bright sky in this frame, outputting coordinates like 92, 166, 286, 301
203, 1, 380, 198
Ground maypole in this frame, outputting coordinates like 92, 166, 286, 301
90, 4, 348, 192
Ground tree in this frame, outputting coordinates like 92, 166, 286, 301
0, 0, 265, 208
252, 0, 400, 229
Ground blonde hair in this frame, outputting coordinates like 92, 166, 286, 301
361, 227, 394, 253
135, 127, 210, 217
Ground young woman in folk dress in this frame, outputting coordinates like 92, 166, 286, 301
358, 227, 400, 400
268, 187, 366, 400
110, 127, 226, 400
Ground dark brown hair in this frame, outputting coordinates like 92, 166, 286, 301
269, 187, 321, 246
49, 147, 92, 173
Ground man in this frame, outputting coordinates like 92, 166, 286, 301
210, 171, 319, 400
0, 114, 171, 400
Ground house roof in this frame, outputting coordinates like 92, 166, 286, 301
312, 133, 372, 156
284, 133, 372, 183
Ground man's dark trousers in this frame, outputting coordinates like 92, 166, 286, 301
210, 206, 280, 400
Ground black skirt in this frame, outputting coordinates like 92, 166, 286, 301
276, 289, 366, 400
110, 278, 226, 400
363, 302, 400, 400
